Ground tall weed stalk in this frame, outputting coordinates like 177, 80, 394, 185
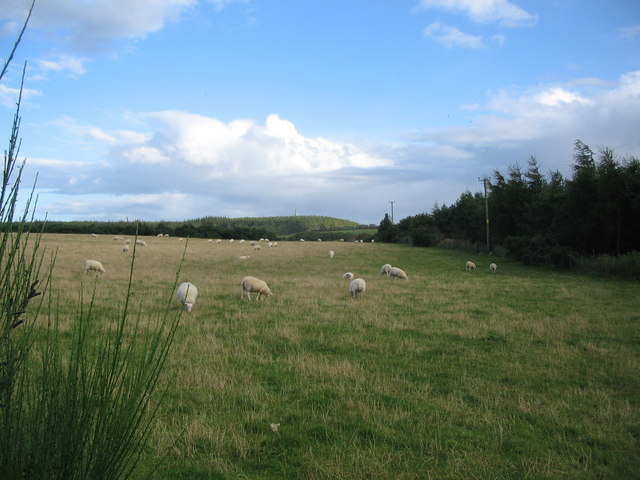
1, 5, 182, 478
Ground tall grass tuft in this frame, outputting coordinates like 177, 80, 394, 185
1, 8, 182, 478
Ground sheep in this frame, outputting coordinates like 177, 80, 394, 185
84, 259, 106, 276
122, 245, 129, 253
136, 239, 147, 247
489, 262, 497, 274
380, 264, 392, 275
91, 233, 97, 238
349, 278, 366, 298
241, 276, 273, 301
124, 239, 132, 244
465, 261, 476, 272
176, 282, 198, 313
238, 255, 250, 261
253, 245, 262, 250
388, 266, 408, 280
328, 250, 335, 259
343, 272, 354, 280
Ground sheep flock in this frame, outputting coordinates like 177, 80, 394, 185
78, 235, 500, 315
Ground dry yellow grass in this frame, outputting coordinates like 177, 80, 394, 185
26, 233, 640, 479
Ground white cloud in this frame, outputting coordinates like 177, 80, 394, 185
534, 88, 593, 107
37, 54, 88, 76
417, 0, 537, 27
0, 84, 41, 107
1, 0, 248, 54
618, 24, 640, 41
423, 21, 485, 48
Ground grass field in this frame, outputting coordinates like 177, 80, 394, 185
34, 233, 639, 479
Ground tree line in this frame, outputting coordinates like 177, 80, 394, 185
376, 140, 640, 271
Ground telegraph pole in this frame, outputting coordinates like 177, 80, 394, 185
389, 200, 395, 224
479, 177, 490, 252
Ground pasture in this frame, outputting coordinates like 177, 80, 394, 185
35, 233, 639, 479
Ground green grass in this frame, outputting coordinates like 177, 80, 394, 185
34, 234, 640, 479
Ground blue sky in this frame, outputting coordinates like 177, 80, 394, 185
1, 0, 639, 224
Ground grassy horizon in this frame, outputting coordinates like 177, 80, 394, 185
34, 233, 639, 479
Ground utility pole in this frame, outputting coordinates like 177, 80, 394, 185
389, 200, 395, 224
479, 177, 490, 252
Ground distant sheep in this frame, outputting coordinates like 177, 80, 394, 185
84, 259, 106, 276
241, 276, 273, 301
380, 264, 392, 275
388, 266, 408, 280
349, 278, 366, 298
328, 250, 335, 259
465, 261, 476, 271
238, 255, 250, 261
343, 272, 354, 280
489, 262, 497, 274
136, 239, 147, 247
122, 245, 129, 253
176, 282, 198, 313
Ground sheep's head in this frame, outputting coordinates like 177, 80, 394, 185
184, 303, 194, 313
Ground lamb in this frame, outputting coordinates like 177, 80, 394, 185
343, 272, 354, 280
176, 282, 198, 313
84, 259, 106, 276
241, 276, 273, 301
349, 278, 366, 298
388, 266, 408, 280
380, 264, 392, 275
328, 250, 335, 259
465, 261, 476, 271
489, 262, 497, 274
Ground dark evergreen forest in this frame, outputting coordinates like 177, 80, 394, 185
376, 140, 640, 276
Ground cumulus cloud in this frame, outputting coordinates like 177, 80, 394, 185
20, 70, 640, 223
413, 71, 640, 175
417, 0, 537, 28
423, 21, 485, 48
1, 0, 247, 54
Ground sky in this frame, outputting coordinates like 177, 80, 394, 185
1, 0, 639, 225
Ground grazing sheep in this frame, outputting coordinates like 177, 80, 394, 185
253, 245, 262, 250
241, 276, 273, 301
176, 282, 198, 313
84, 259, 106, 276
380, 264, 392, 275
238, 255, 250, 261
489, 262, 497, 274
328, 250, 335, 259
122, 245, 129, 253
349, 278, 366, 298
465, 261, 476, 271
91, 233, 97, 238
388, 266, 408, 280
136, 239, 147, 247
124, 239, 131, 244
343, 272, 354, 280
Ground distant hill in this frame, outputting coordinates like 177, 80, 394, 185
193, 215, 362, 236
27, 215, 377, 241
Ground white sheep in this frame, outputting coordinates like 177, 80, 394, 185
388, 266, 408, 280
241, 276, 273, 301
343, 272, 354, 280
380, 264, 392, 275
122, 245, 129, 253
349, 278, 366, 298
176, 282, 198, 313
489, 262, 497, 274
465, 261, 476, 272
136, 239, 147, 247
84, 259, 106, 276
328, 250, 335, 259
238, 255, 250, 261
